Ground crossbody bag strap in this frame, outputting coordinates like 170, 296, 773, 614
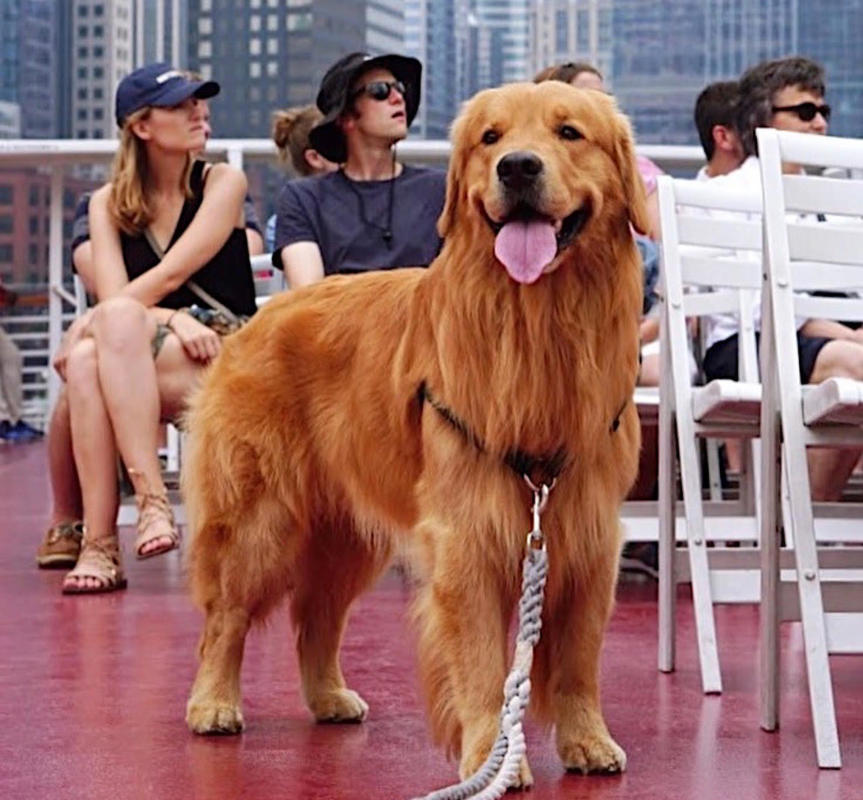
142, 226, 241, 326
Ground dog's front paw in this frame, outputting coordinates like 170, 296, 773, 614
186, 698, 245, 735
459, 750, 534, 790
559, 731, 626, 775
310, 688, 369, 723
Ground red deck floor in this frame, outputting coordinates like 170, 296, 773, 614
2, 440, 862, 799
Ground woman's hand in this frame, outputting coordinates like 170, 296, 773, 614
167, 310, 221, 363
53, 309, 95, 381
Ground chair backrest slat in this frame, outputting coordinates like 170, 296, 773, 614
793, 295, 863, 323
786, 223, 863, 267
680, 256, 761, 291
773, 129, 863, 170
789, 261, 863, 292
683, 289, 747, 317
677, 216, 762, 251
783, 174, 863, 217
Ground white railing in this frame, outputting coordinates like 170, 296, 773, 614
0, 138, 705, 424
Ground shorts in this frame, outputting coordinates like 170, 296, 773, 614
151, 324, 171, 359
703, 331, 831, 384
149, 308, 247, 360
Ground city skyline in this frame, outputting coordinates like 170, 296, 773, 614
0, 0, 861, 143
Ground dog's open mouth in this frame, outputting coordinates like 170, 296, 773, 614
485, 205, 589, 284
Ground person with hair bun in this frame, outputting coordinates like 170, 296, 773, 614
265, 104, 338, 251
54, 63, 256, 594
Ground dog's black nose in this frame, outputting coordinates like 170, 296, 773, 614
497, 151, 544, 190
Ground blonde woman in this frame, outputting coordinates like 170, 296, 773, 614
57, 63, 256, 594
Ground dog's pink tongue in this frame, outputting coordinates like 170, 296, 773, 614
494, 219, 557, 284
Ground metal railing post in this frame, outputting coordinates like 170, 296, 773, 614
47, 165, 64, 413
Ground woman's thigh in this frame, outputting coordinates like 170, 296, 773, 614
153, 335, 208, 420
809, 338, 863, 384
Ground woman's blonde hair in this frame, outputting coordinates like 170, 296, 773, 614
108, 107, 194, 235
271, 105, 323, 177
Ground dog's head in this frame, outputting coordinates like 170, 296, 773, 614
438, 81, 649, 284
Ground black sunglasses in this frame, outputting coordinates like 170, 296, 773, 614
351, 79, 406, 102
771, 101, 831, 122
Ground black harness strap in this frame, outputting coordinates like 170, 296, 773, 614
418, 382, 627, 486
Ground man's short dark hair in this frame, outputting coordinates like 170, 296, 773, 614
736, 56, 826, 157
694, 81, 739, 161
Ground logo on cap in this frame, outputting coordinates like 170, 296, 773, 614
156, 69, 183, 84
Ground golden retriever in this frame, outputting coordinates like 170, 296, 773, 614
183, 80, 648, 786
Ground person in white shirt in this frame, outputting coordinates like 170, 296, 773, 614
702, 56, 863, 501
694, 80, 745, 182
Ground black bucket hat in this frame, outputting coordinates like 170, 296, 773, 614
308, 52, 422, 163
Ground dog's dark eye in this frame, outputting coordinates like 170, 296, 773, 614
559, 125, 583, 141
481, 129, 500, 145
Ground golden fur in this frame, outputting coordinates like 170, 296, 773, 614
183, 81, 647, 785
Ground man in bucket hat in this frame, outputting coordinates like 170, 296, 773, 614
272, 52, 446, 286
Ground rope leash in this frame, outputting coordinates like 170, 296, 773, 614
410, 479, 552, 800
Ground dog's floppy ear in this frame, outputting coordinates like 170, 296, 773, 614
438, 104, 469, 238
611, 112, 650, 235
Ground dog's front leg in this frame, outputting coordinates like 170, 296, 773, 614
549, 551, 626, 774
417, 548, 534, 789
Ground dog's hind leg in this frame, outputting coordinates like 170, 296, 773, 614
186, 597, 251, 735
290, 523, 392, 723
186, 498, 298, 735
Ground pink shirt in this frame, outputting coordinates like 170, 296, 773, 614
636, 154, 664, 196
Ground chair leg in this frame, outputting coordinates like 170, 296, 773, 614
759, 407, 781, 732
677, 428, 721, 694
786, 473, 841, 768
658, 405, 676, 673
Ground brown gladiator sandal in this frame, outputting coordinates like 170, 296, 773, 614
128, 468, 181, 560
61, 533, 127, 594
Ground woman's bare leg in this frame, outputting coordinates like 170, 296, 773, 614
46, 388, 83, 525
63, 337, 121, 591
89, 298, 209, 554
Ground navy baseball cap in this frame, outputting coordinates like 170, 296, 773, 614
115, 62, 220, 126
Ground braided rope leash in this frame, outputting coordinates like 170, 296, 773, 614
411, 479, 553, 800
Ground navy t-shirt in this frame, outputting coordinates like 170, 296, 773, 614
272, 165, 446, 275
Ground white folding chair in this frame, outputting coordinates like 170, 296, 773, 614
657, 175, 767, 694
758, 127, 863, 768
251, 253, 287, 306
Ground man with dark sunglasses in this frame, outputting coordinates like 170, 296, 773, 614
272, 52, 446, 287
701, 55, 863, 502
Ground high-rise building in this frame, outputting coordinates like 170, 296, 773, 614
799, 2, 863, 139
405, 0, 467, 140
188, 0, 389, 138
609, 0, 708, 145
69, 0, 134, 140
465, 0, 531, 95
0, 0, 60, 138
531, 0, 612, 79
0, 101, 21, 138
600, 1, 862, 145
133, 0, 188, 67
366, 0, 404, 55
